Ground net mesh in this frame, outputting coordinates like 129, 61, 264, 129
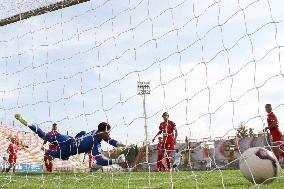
1, 0, 284, 188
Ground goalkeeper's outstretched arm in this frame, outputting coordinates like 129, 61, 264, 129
105, 138, 126, 148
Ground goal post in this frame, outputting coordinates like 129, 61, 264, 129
137, 81, 151, 163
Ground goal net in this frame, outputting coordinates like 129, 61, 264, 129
0, 0, 284, 188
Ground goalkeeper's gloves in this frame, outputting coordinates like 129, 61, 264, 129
15, 114, 29, 126
114, 154, 126, 164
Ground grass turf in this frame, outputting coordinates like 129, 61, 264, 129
0, 170, 284, 189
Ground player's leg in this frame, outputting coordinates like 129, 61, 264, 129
176, 167, 179, 172
165, 144, 175, 170
271, 135, 282, 160
163, 144, 170, 169
44, 155, 49, 172
15, 114, 49, 140
172, 164, 177, 172
94, 155, 113, 166
175, 165, 180, 172
89, 157, 93, 172
279, 146, 284, 159
12, 162, 16, 173
91, 147, 126, 169
48, 154, 54, 172
49, 159, 53, 172
91, 146, 115, 167
275, 136, 284, 159
28, 123, 48, 139
44, 155, 52, 172
15, 114, 29, 126
159, 154, 167, 171
6, 163, 12, 173
156, 153, 162, 171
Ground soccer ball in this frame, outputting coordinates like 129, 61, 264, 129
239, 147, 280, 184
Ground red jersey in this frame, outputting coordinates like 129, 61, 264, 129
159, 120, 176, 144
44, 131, 59, 160
46, 131, 59, 150
7, 144, 18, 155
7, 143, 18, 163
267, 112, 282, 136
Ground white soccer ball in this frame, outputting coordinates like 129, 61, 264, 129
239, 147, 280, 184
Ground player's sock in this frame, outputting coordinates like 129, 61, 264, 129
49, 164, 53, 172
15, 114, 29, 126
47, 164, 52, 172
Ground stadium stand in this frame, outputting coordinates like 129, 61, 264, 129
0, 124, 88, 172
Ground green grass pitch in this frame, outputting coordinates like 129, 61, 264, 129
0, 170, 283, 188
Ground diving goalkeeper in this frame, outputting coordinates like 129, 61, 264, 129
15, 114, 126, 167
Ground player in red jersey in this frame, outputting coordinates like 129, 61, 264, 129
43, 123, 59, 172
6, 137, 18, 173
264, 104, 284, 160
152, 112, 178, 170
156, 136, 167, 172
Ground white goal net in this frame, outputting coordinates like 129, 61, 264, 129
1, 0, 284, 188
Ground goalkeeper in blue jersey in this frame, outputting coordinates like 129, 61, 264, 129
15, 114, 126, 167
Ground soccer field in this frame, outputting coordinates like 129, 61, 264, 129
0, 170, 283, 189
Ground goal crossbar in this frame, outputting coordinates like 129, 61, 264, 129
0, 0, 90, 26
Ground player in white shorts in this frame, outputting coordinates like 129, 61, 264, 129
205, 157, 212, 170
172, 149, 183, 172
1, 155, 9, 173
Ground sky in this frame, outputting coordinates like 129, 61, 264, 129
1, 0, 284, 149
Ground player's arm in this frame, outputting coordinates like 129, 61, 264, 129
268, 121, 277, 129
7, 145, 12, 154
156, 145, 159, 151
18, 142, 29, 149
104, 137, 125, 148
152, 130, 162, 143
174, 127, 178, 144
265, 116, 277, 131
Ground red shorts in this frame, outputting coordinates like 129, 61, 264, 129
44, 144, 57, 160
272, 134, 282, 142
271, 131, 282, 142
163, 143, 175, 151
8, 155, 17, 164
